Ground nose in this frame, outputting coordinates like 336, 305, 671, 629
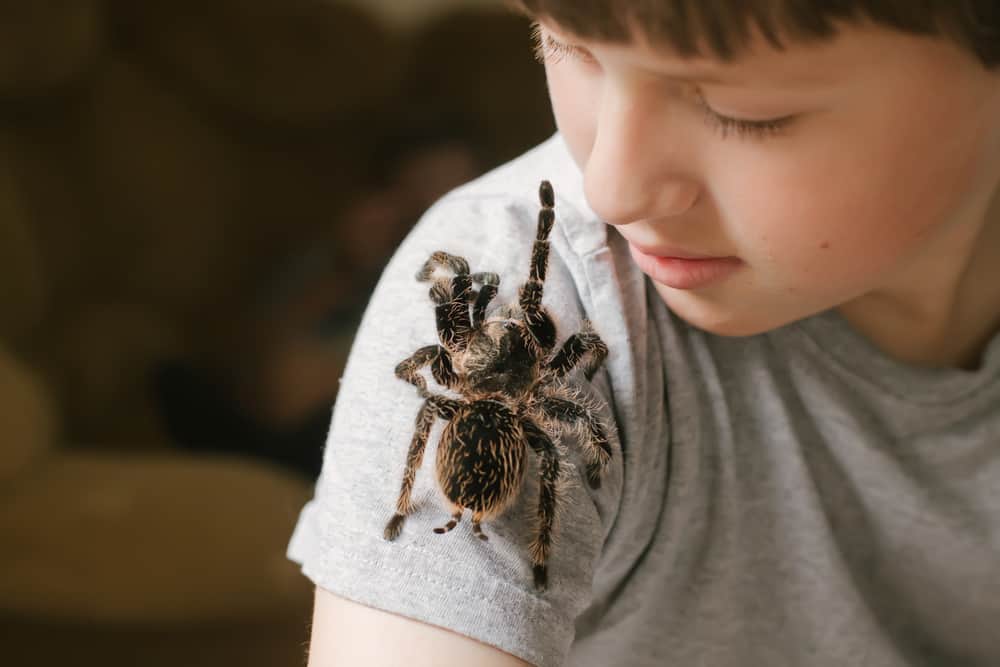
583, 83, 700, 226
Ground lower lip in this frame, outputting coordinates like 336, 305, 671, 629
629, 243, 743, 290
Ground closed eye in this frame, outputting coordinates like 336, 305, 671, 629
694, 91, 796, 139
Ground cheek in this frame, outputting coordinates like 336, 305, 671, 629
717, 157, 861, 270
771, 77, 992, 279
723, 123, 980, 287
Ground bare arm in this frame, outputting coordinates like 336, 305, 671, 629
306, 586, 534, 667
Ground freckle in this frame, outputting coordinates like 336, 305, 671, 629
820, 241, 831, 249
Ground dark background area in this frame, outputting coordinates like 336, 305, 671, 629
0, 1, 554, 664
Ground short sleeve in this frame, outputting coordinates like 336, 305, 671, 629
287, 188, 623, 667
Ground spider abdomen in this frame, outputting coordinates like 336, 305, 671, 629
436, 400, 526, 519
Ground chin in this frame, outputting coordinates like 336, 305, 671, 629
685, 313, 775, 338
656, 287, 788, 338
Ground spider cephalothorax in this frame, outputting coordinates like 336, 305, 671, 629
384, 181, 611, 590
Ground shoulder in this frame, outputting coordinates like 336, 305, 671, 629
287, 137, 631, 667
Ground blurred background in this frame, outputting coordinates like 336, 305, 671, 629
0, 0, 554, 664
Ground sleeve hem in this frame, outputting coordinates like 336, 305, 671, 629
288, 499, 575, 667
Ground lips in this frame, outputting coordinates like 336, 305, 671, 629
628, 242, 743, 290
628, 242, 731, 261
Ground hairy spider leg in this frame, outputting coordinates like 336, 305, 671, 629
470, 272, 500, 328
384, 394, 462, 541
519, 181, 558, 353
472, 283, 498, 328
520, 418, 561, 591
434, 510, 464, 534
395, 344, 458, 393
539, 395, 612, 490
430, 273, 475, 353
545, 324, 609, 381
470, 514, 490, 541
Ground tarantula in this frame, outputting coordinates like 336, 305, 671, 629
383, 180, 611, 591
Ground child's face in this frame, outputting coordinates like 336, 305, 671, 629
537, 19, 1000, 338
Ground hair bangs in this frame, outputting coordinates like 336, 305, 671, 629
509, 0, 999, 66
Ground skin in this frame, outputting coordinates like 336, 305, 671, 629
537, 16, 1000, 370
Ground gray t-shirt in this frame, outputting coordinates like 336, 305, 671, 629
287, 134, 1000, 666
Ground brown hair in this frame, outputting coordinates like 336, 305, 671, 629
508, 0, 1000, 67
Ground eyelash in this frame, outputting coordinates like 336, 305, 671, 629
531, 26, 794, 141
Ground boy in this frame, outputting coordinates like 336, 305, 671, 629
288, 1, 1000, 665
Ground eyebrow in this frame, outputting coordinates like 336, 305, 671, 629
656, 68, 732, 85
622, 44, 831, 89
627, 51, 836, 90
542, 21, 835, 90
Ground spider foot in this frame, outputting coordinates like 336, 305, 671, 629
472, 522, 489, 541
434, 512, 463, 535
384, 513, 407, 541
533, 564, 548, 591
417, 252, 470, 281
539, 180, 554, 208
471, 271, 500, 287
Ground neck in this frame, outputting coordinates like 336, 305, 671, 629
838, 181, 1000, 371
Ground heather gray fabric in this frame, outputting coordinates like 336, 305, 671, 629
287, 134, 1000, 667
